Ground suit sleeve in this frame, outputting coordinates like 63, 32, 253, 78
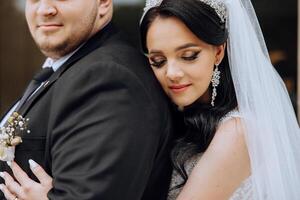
47, 62, 166, 200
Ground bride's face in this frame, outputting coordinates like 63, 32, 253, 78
146, 16, 225, 107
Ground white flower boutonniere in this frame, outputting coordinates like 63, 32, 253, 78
0, 112, 30, 162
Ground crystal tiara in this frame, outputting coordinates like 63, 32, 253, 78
142, 0, 227, 23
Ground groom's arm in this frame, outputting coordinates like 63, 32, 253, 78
47, 61, 170, 200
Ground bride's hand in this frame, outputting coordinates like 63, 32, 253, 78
0, 160, 53, 200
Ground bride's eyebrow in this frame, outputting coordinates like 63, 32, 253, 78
148, 49, 163, 54
175, 43, 199, 51
148, 43, 199, 54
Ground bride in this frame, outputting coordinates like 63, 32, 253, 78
139, 0, 300, 199
1, 0, 300, 199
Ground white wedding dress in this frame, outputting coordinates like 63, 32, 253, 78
167, 111, 253, 200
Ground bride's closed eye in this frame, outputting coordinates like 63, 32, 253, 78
149, 56, 167, 68
181, 50, 201, 61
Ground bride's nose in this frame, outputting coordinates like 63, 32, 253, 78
166, 62, 184, 82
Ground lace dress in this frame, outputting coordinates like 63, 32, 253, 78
168, 111, 253, 200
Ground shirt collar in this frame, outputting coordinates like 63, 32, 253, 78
42, 44, 83, 71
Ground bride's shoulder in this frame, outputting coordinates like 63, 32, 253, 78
208, 109, 248, 161
217, 109, 244, 137
182, 110, 250, 199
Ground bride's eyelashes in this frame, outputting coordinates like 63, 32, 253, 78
149, 56, 167, 68
149, 50, 201, 68
181, 50, 201, 61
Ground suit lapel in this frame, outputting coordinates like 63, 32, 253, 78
0, 98, 20, 122
18, 23, 118, 116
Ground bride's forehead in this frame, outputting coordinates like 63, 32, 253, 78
148, 17, 195, 39
146, 17, 207, 49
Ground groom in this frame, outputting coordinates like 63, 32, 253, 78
0, 0, 173, 199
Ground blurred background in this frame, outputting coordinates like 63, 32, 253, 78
0, 0, 298, 120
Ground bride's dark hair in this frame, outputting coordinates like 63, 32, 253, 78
140, 0, 238, 189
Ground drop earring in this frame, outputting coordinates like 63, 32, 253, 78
211, 64, 221, 107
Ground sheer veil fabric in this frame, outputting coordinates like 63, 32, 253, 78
225, 0, 300, 199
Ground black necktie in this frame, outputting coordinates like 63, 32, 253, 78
16, 67, 54, 111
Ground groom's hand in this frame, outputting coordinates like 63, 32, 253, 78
0, 160, 52, 200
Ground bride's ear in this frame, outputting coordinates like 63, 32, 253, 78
215, 43, 226, 65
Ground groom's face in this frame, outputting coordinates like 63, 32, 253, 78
25, 0, 102, 59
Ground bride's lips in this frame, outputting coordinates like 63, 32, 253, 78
169, 84, 191, 93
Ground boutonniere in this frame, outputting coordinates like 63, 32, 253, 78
0, 112, 30, 162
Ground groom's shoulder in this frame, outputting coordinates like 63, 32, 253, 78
94, 32, 148, 67
80, 32, 162, 92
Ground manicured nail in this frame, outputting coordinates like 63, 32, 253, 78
28, 159, 38, 169
0, 172, 4, 178
0, 184, 3, 190
6, 161, 11, 167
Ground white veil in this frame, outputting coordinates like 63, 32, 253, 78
224, 0, 300, 199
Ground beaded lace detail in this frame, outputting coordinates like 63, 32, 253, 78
168, 110, 253, 200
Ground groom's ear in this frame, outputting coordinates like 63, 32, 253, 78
97, 0, 113, 17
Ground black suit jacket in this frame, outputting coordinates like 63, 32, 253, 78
0, 23, 174, 200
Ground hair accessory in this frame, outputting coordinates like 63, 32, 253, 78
142, 0, 227, 23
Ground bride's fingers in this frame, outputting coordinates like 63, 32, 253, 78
10, 161, 33, 186
0, 184, 18, 200
0, 172, 22, 196
29, 159, 53, 186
